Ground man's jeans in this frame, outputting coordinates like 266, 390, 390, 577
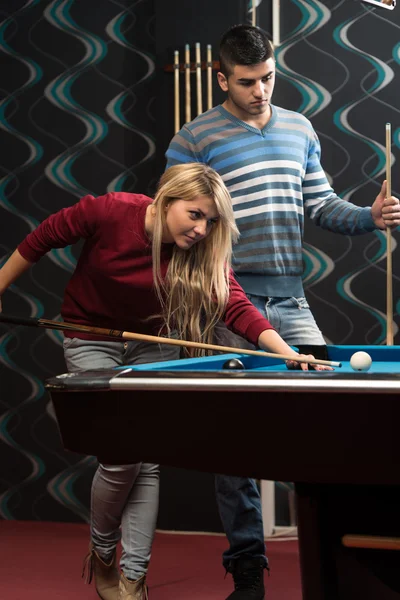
247, 295, 325, 347
215, 475, 267, 568
215, 295, 325, 568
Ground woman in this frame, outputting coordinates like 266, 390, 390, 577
0, 163, 328, 600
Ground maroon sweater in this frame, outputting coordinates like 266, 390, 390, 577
18, 193, 273, 343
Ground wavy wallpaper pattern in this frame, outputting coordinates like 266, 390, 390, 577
0, 0, 399, 523
272, 0, 400, 346
0, 0, 156, 521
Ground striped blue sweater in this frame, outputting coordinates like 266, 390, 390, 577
165, 104, 376, 297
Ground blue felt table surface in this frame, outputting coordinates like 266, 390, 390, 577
117, 345, 400, 375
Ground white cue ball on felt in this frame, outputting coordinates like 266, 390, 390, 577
350, 351, 372, 372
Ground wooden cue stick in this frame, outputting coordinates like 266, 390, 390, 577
385, 122, 394, 345
252, 0, 256, 26
207, 44, 212, 110
0, 313, 341, 368
272, 0, 281, 47
195, 42, 202, 115
174, 50, 180, 133
185, 44, 191, 123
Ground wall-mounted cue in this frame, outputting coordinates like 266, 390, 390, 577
251, 0, 256, 26
272, 0, 281, 47
207, 44, 212, 110
0, 313, 341, 368
174, 50, 180, 134
195, 42, 202, 115
185, 44, 191, 123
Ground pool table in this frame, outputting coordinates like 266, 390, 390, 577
45, 345, 400, 600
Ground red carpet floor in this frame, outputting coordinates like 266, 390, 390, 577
0, 521, 302, 599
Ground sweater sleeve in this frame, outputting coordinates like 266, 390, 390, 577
18, 194, 111, 263
303, 131, 376, 234
165, 126, 200, 168
223, 271, 274, 346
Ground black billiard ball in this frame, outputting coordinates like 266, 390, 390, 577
223, 358, 245, 370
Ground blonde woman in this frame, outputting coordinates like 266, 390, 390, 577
0, 163, 328, 600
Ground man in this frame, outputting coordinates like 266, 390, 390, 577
166, 24, 400, 599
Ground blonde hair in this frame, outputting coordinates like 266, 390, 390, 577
152, 163, 239, 355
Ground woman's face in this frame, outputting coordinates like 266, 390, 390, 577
163, 195, 220, 249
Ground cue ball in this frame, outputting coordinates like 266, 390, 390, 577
223, 358, 245, 370
350, 351, 372, 372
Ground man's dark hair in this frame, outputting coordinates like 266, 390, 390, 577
219, 24, 274, 77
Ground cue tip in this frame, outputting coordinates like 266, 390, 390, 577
330, 361, 342, 368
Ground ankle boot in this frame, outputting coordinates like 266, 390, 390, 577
119, 572, 148, 600
226, 557, 266, 599
82, 543, 120, 600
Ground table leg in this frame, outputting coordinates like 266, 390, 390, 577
295, 483, 339, 600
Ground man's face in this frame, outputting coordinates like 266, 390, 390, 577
217, 59, 276, 121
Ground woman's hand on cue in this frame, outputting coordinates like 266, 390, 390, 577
257, 330, 334, 371
285, 353, 333, 371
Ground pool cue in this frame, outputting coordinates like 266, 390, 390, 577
207, 44, 212, 110
174, 50, 180, 133
0, 313, 341, 368
185, 44, 191, 123
251, 0, 256, 25
195, 42, 202, 115
272, 0, 281, 47
385, 122, 394, 345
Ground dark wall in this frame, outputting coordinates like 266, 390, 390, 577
0, 0, 399, 531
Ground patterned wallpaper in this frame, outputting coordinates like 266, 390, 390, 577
0, 0, 399, 525
272, 0, 400, 344
0, 0, 157, 522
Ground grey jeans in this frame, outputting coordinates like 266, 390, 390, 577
63, 336, 180, 579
